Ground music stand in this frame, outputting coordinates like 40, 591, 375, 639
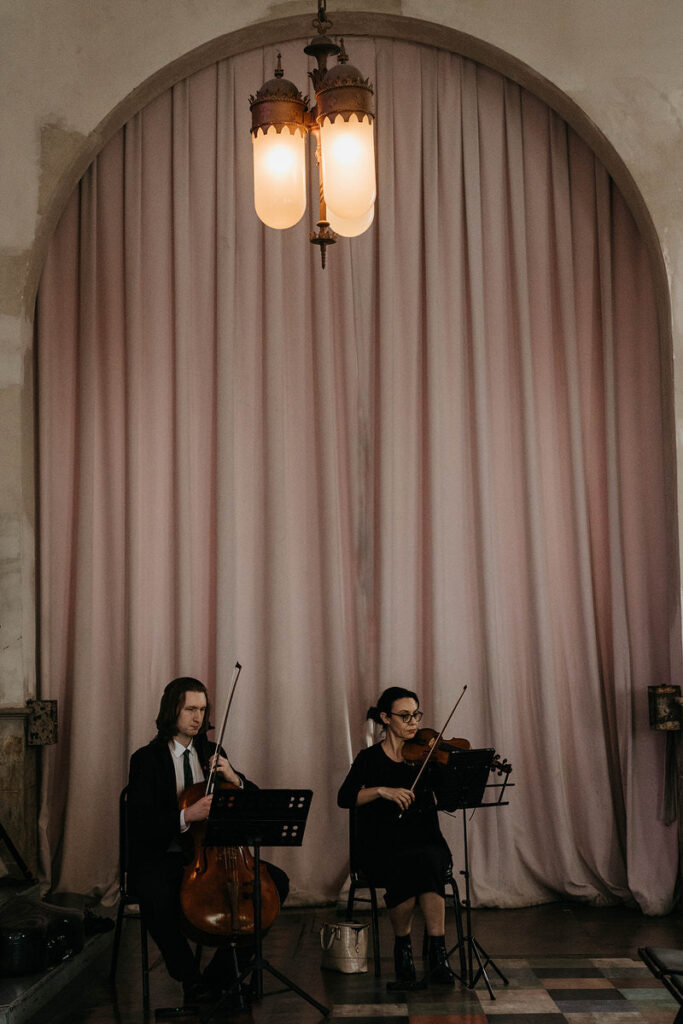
200, 788, 329, 1022
437, 748, 514, 1000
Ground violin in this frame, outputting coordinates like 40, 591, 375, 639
398, 685, 468, 801
178, 663, 280, 946
398, 686, 512, 816
402, 728, 471, 766
403, 727, 512, 777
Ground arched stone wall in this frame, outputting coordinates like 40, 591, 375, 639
24, 12, 673, 331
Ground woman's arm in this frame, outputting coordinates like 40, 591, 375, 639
338, 749, 415, 810
338, 753, 366, 808
357, 785, 415, 810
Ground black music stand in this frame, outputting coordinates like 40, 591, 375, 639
200, 788, 329, 1022
437, 748, 514, 1000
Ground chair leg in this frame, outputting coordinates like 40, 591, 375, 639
369, 885, 381, 977
141, 919, 150, 1018
226, 941, 249, 1011
346, 882, 357, 921
448, 876, 466, 980
109, 901, 125, 984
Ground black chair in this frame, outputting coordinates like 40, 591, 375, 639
110, 785, 152, 1016
345, 810, 466, 979
639, 947, 683, 1022
110, 786, 204, 1016
345, 809, 382, 976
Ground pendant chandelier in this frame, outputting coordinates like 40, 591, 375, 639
249, 1, 376, 268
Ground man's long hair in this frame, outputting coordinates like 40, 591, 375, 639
155, 677, 211, 742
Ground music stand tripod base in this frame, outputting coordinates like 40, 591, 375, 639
200, 788, 330, 1021
439, 748, 513, 1000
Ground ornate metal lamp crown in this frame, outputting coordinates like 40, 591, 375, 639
249, 1, 376, 268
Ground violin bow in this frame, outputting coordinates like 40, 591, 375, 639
205, 661, 242, 795
408, 684, 468, 795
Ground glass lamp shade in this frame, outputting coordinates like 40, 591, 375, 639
252, 125, 306, 230
327, 202, 374, 238
319, 113, 376, 221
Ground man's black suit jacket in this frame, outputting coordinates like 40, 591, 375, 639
127, 733, 255, 876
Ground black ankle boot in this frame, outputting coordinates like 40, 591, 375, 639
393, 934, 416, 984
428, 935, 455, 986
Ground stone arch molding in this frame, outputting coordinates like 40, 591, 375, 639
27, 10, 671, 349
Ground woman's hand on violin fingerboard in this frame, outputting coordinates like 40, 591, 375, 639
184, 794, 213, 823
210, 753, 241, 787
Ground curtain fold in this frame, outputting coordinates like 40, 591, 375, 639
37, 38, 679, 913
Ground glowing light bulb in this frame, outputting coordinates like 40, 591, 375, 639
252, 125, 306, 229
326, 203, 374, 238
320, 114, 376, 222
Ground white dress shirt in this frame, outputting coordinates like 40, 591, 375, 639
169, 738, 244, 837
169, 738, 204, 832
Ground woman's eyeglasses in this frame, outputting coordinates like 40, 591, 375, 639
389, 711, 424, 723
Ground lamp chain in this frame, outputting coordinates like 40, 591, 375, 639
313, 0, 332, 34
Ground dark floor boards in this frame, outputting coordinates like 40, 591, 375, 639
22, 901, 683, 1023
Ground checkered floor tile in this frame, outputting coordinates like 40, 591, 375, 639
322, 956, 678, 1023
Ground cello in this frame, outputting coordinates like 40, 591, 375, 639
178, 663, 280, 946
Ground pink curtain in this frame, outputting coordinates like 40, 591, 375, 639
36, 38, 680, 913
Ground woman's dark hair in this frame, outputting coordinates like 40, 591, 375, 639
366, 686, 420, 726
155, 677, 211, 742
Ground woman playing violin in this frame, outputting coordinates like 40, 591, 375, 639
337, 686, 456, 988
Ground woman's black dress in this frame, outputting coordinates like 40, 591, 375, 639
338, 743, 451, 908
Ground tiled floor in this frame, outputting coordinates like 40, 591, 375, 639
318, 954, 680, 1023
21, 901, 683, 1023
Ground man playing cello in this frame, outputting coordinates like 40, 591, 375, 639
127, 676, 289, 1005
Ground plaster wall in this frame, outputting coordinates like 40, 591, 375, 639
0, 0, 682, 708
